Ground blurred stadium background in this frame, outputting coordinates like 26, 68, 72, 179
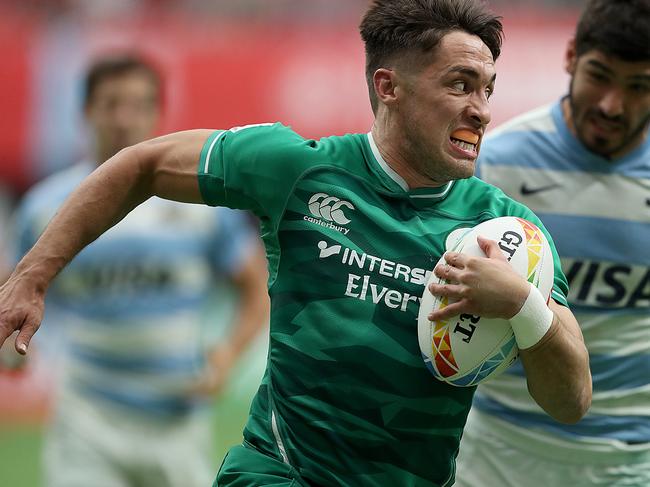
0, 1, 583, 486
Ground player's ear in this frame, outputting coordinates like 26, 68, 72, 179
564, 38, 578, 76
373, 68, 398, 107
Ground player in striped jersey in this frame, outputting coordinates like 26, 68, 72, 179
0, 2, 592, 486
0, 187, 12, 284
0, 185, 17, 368
456, 1, 650, 486
12, 55, 269, 487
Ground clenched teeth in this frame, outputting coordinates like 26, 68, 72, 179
451, 138, 476, 152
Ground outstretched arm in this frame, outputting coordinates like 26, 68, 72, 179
427, 236, 592, 424
0, 129, 215, 353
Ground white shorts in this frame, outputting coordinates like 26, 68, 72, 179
455, 408, 650, 487
43, 388, 216, 487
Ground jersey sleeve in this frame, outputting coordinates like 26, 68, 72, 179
197, 123, 315, 225
211, 207, 258, 276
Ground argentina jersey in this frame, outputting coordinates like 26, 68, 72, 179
14, 161, 255, 416
474, 101, 650, 448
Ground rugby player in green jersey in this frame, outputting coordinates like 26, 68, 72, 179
0, 1, 591, 485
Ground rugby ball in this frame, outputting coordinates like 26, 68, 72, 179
417, 217, 554, 386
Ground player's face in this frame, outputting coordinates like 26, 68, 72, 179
565, 45, 650, 159
395, 30, 495, 184
85, 70, 160, 160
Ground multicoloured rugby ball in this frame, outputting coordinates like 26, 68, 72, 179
417, 217, 554, 387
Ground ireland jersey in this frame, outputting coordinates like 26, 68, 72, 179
198, 124, 568, 486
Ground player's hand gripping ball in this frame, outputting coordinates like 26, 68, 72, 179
417, 217, 554, 386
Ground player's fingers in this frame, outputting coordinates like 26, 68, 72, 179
443, 251, 466, 269
434, 262, 461, 282
428, 281, 463, 299
477, 235, 507, 262
15, 321, 39, 355
428, 300, 465, 322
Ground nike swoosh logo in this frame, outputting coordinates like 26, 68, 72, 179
520, 183, 562, 196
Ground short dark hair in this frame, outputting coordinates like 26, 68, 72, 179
360, 0, 503, 113
83, 54, 162, 107
575, 0, 650, 62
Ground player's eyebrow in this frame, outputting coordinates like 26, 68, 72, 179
587, 59, 650, 82
446, 66, 497, 84
629, 73, 650, 82
586, 59, 614, 74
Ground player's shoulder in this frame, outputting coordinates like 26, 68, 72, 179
457, 176, 537, 220
478, 102, 565, 173
224, 122, 302, 142
218, 123, 364, 163
216, 122, 310, 152
486, 103, 557, 140
481, 103, 557, 151
457, 175, 505, 197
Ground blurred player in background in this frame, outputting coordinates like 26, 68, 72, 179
0, 185, 19, 368
0, 1, 591, 486
11, 54, 269, 487
0, 184, 13, 283
456, 1, 650, 486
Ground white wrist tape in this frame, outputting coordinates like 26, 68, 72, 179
510, 283, 554, 350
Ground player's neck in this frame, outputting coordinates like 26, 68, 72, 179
370, 125, 450, 190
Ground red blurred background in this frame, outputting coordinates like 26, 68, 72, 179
0, 1, 579, 197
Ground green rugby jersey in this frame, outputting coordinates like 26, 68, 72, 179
198, 123, 568, 487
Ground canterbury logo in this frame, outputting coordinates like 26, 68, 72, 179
308, 193, 355, 225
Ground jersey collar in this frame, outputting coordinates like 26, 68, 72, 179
366, 132, 455, 202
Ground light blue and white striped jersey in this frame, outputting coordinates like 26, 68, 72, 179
0, 185, 12, 274
474, 100, 650, 452
14, 161, 257, 416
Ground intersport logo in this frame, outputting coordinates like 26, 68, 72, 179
308, 193, 355, 225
